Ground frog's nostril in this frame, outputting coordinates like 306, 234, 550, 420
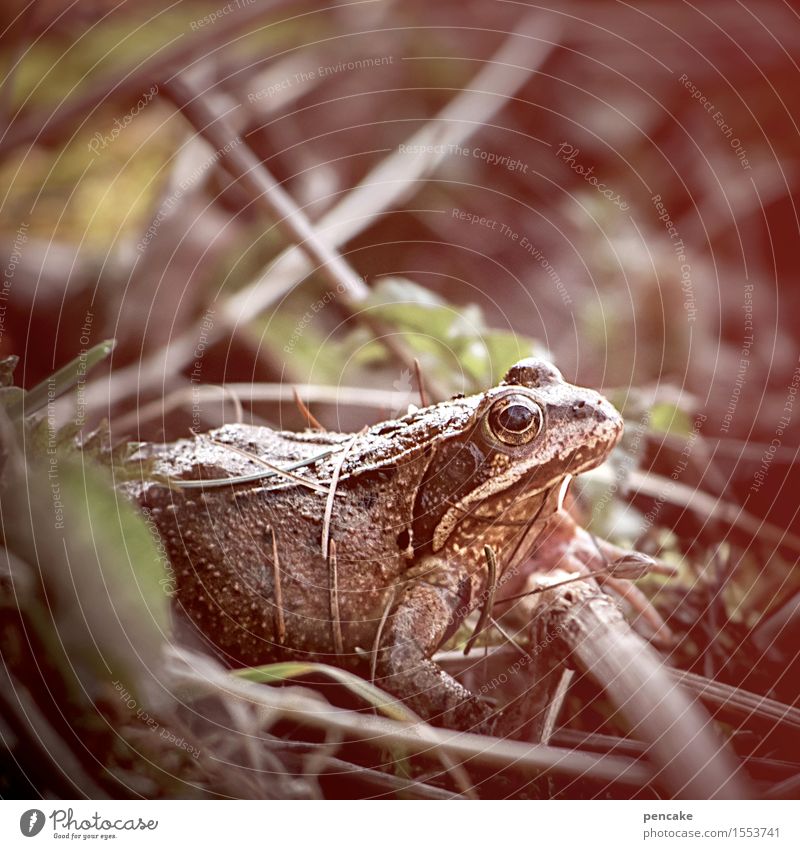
572, 400, 589, 418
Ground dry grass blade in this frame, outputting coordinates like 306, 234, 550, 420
166, 447, 342, 490
233, 660, 476, 798
169, 647, 651, 791
413, 358, 429, 407
320, 430, 361, 558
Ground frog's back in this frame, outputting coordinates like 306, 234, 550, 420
127, 423, 431, 667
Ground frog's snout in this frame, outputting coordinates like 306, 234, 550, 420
571, 392, 624, 447
596, 395, 624, 446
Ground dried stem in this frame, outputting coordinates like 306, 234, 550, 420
164, 73, 454, 399
526, 578, 751, 799
163, 75, 368, 300
168, 647, 652, 791
83, 16, 559, 416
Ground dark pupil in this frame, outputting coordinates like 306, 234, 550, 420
497, 403, 533, 433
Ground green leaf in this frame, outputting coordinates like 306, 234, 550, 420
364, 277, 543, 391
55, 457, 171, 636
7, 339, 116, 419
367, 276, 445, 309
649, 401, 693, 436
235, 661, 418, 723
0, 434, 168, 711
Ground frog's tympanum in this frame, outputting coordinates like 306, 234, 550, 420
127, 359, 623, 731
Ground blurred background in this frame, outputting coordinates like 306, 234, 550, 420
2, 0, 800, 799
4, 0, 800, 579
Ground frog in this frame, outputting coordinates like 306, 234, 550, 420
124, 358, 625, 732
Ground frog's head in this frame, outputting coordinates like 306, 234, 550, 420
412, 358, 623, 553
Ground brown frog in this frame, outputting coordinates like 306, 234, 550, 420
125, 359, 624, 731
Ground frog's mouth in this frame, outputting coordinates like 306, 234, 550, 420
426, 437, 617, 553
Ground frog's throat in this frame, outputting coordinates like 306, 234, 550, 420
430, 469, 571, 553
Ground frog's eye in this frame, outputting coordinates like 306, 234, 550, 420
485, 394, 544, 446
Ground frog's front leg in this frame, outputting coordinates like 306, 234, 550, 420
374, 563, 498, 733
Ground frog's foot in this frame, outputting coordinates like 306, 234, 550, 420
374, 578, 500, 733
512, 511, 676, 649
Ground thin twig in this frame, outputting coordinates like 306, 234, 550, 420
111, 381, 432, 433
496, 551, 664, 604
540, 668, 574, 745
109, 382, 244, 437
601, 575, 672, 644
0, 669, 107, 798
464, 545, 498, 655
489, 616, 531, 659
205, 436, 331, 493
320, 430, 361, 558
0, 2, 39, 125
371, 586, 398, 684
